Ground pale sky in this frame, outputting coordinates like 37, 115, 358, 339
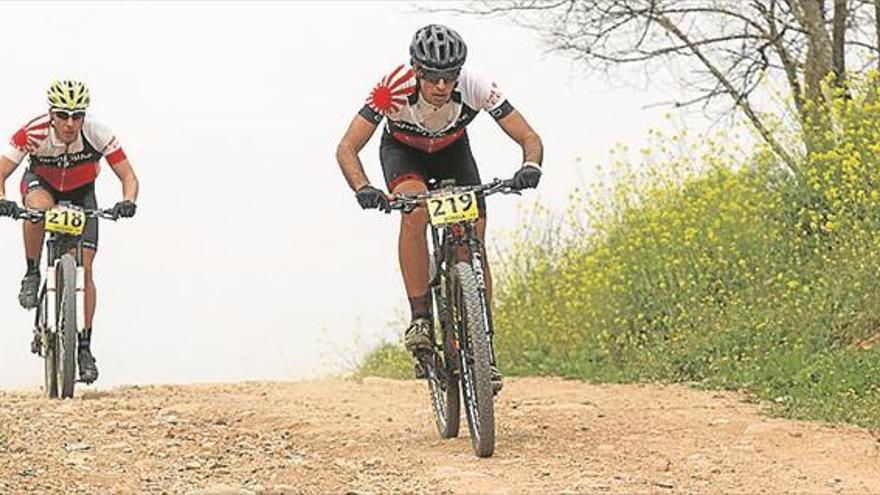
0, 1, 697, 389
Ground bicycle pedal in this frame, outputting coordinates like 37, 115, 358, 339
29, 336, 42, 356
413, 360, 429, 379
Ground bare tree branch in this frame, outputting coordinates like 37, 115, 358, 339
833, 0, 848, 87
874, 0, 880, 68
444, 0, 880, 170
649, 10, 799, 174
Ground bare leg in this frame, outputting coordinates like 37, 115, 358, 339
393, 179, 430, 301
77, 249, 99, 383
22, 188, 53, 263
393, 179, 434, 355
83, 248, 96, 329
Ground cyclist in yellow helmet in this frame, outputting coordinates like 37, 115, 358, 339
0, 80, 140, 383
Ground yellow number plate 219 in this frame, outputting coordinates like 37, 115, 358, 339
44, 207, 86, 235
427, 191, 479, 226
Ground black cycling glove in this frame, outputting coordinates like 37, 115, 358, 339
112, 200, 137, 218
355, 185, 390, 212
0, 199, 20, 217
512, 163, 542, 190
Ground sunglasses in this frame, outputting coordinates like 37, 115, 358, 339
418, 68, 461, 83
52, 111, 85, 121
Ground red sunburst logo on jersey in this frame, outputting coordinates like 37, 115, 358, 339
11, 128, 28, 149
367, 65, 415, 114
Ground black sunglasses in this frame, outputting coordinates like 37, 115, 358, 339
418, 68, 461, 83
53, 111, 85, 121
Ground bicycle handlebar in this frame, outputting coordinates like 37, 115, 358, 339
12, 206, 120, 222
387, 178, 520, 213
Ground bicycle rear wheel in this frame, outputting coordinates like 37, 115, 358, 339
452, 261, 495, 457
56, 254, 78, 399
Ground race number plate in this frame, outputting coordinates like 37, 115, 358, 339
427, 191, 479, 226
44, 206, 86, 235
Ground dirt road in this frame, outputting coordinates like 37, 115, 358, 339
0, 377, 878, 494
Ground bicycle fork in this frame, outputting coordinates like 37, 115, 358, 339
42, 240, 58, 348
467, 236, 499, 370
76, 266, 85, 331
44, 239, 87, 338
68, 241, 87, 334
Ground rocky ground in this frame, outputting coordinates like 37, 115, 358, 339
0, 377, 878, 494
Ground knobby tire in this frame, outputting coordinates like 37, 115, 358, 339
452, 261, 495, 457
57, 254, 77, 399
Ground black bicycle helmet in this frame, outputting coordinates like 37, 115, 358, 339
409, 24, 467, 71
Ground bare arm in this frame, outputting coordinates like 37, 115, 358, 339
109, 159, 139, 202
496, 109, 543, 166
0, 155, 19, 199
336, 114, 380, 192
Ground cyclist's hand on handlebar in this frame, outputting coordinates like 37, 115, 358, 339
355, 185, 391, 212
0, 199, 21, 217
111, 200, 137, 218
511, 163, 542, 190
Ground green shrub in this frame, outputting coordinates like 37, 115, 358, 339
355, 342, 412, 380
492, 75, 880, 429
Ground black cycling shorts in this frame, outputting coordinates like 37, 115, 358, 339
20, 170, 99, 251
379, 131, 486, 211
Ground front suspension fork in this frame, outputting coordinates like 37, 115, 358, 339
467, 235, 498, 368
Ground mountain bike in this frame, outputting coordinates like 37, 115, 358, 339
389, 178, 518, 458
11, 203, 119, 399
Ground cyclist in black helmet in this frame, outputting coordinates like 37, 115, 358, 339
336, 24, 543, 389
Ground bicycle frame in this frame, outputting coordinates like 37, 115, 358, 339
36, 230, 88, 347
16, 204, 117, 355
430, 218, 497, 368
407, 180, 510, 366
7, 203, 121, 397
386, 178, 519, 456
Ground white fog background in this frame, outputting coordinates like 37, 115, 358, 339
0, 1, 706, 388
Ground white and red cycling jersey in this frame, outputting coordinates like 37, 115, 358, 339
359, 64, 514, 153
3, 113, 127, 193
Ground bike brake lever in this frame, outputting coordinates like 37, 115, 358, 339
94, 211, 118, 221
19, 211, 42, 223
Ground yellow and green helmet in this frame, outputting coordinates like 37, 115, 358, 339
46, 80, 90, 111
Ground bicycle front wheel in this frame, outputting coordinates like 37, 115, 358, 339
452, 261, 495, 457
36, 279, 59, 398
43, 331, 58, 399
56, 254, 78, 399
427, 285, 460, 439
